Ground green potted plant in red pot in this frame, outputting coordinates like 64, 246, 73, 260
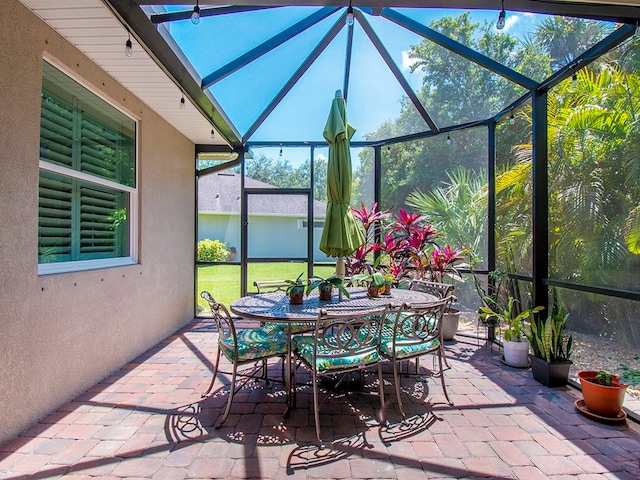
306, 274, 350, 301
285, 273, 306, 305
577, 370, 629, 417
352, 271, 386, 297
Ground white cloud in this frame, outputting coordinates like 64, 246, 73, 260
316, 153, 327, 161
401, 50, 419, 72
502, 14, 520, 32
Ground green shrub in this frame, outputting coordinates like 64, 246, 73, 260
197, 239, 230, 262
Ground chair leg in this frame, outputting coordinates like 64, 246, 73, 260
312, 370, 323, 447
215, 362, 238, 428
377, 364, 386, 426
393, 360, 406, 419
440, 344, 451, 369
202, 350, 222, 397
438, 351, 454, 406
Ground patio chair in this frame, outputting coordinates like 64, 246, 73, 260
292, 306, 388, 446
407, 279, 456, 368
380, 297, 454, 419
200, 291, 289, 428
253, 279, 315, 334
253, 280, 290, 294
408, 279, 454, 299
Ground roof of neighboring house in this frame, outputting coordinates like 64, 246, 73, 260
198, 172, 327, 216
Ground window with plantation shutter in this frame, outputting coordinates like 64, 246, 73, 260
38, 60, 136, 274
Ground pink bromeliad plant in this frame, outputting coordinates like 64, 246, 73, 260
347, 203, 466, 284
429, 243, 466, 283
345, 202, 392, 276
384, 208, 441, 282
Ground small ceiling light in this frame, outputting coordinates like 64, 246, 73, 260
279, 145, 283, 157
386, 145, 391, 154
509, 113, 515, 125
124, 30, 133, 57
572, 72, 578, 85
180, 95, 186, 109
345, 3, 355, 27
446, 135, 452, 145
496, 0, 506, 30
191, 1, 200, 25
210, 128, 215, 139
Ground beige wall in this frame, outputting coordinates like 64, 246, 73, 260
0, 1, 195, 443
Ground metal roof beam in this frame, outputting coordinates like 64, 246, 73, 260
343, 19, 354, 102
243, 13, 347, 141
201, 7, 339, 89
538, 22, 635, 91
382, 8, 538, 91
357, 10, 440, 133
151, 5, 282, 24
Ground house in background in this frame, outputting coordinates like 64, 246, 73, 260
198, 172, 329, 262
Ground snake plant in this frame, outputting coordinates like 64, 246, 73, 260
526, 308, 573, 363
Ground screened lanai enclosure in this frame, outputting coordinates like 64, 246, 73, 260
44, 2, 640, 389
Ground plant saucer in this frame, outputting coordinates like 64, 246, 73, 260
574, 399, 627, 424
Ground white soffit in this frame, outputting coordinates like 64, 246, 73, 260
19, 0, 228, 147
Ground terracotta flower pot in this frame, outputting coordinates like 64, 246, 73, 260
318, 285, 332, 300
367, 285, 381, 297
578, 370, 628, 417
289, 289, 304, 305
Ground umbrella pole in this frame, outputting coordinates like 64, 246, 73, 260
336, 257, 345, 301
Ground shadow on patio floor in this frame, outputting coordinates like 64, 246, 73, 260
1, 317, 640, 479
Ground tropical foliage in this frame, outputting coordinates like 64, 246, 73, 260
346, 203, 465, 288
212, 14, 640, 345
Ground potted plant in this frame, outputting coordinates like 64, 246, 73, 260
479, 297, 543, 368
306, 274, 350, 300
352, 271, 386, 297
470, 266, 510, 343
526, 295, 574, 387
285, 273, 306, 305
577, 370, 629, 417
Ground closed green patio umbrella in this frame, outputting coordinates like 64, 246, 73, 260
319, 94, 365, 259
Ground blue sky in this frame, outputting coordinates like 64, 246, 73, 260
158, 5, 597, 164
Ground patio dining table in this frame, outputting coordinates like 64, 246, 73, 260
230, 287, 438, 415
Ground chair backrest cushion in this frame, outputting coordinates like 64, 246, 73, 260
380, 298, 449, 359
294, 306, 387, 373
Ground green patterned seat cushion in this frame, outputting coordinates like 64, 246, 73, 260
384, 312, 437, 329
263, 322, 315, 334
293, 335, 380, 373
220, 327, 288, 362
379, 324, 440, 360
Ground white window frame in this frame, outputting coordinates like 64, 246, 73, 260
38, 58, 138, 275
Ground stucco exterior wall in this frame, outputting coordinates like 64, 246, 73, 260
0, 0, 195, 443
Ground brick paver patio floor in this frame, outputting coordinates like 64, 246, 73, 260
1, 317, 640, 479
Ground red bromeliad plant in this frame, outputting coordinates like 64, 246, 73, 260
384, 208, 440, 281
347, 203, 466, 284
345, 202, 392, 276
429, 243, 466, 283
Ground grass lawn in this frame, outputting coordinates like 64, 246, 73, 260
196, 262, 336, 311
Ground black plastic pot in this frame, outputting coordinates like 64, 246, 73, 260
530, 355, 572, 387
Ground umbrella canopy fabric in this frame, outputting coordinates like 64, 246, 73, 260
319, 96, 365, 258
